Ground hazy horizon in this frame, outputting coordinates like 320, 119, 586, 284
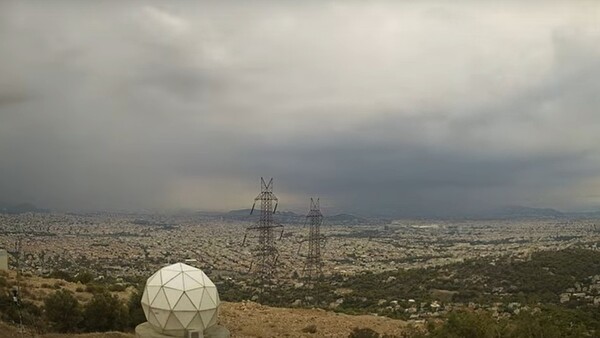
1, 1, 600, 216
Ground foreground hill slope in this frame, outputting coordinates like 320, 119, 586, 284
0, 270, 408, 337
1, 301, 408, 338
0, 322, 130, 338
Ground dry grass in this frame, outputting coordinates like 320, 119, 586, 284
1, 270, 133, 307
219, 301, 409, 338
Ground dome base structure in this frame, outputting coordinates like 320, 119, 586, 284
136, 322, 230, 338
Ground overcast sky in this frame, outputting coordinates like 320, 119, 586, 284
1, 1, 599, 216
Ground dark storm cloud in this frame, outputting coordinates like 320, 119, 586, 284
1, 1, 599, 215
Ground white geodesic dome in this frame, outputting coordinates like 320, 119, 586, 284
141, 263, 220, 336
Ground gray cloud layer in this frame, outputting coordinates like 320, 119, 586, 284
1, 1, 600, 216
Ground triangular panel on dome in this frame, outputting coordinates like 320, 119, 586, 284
163, 286, 183, 308
141, 288, 150, 305
146, 285, 162, 305
165, 273, 185, 290
207, 309, 218, 327
182, 272, 203, 290
174, 310, 197, 328
147, 271, 162, 286
198, 288, 216, 311
174, 292, 196, 312
152, 309, 171, 329
160, 269, 181, 285
147, 307, 161, 328
205, 286, 219, 306
199, 309, 215, 329
201, 271, 215, 287
181, 263, 197, 271
141, 302, 149, 319
151, 288, 171, 310
185, 287, 204, 309
163, 263, 183, 271
152, 308, 171, 329
187, 312, 205, 331
164, 312, 184, 330
186, 270, 206, 285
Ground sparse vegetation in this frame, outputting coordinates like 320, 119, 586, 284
217, 248, 600, 337
421, 307, 600, 338
44, 289, 82, 332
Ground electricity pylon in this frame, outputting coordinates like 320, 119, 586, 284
243, 177, 283, 280
300, 198, 325, 281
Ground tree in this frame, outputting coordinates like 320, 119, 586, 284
44, 289, 82, 332
75, 271, 94, 284
82, 291, 128, 332
428, 311, 504, 338
127, 286, 146, 329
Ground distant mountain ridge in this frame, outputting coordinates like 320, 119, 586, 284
476, 205, 600, 219
0, 202, 49, 214
4, 201, 600, 220
326, 213, 367, 223
222, 205, 600, 222
484, 205, 564, 219
223, 209, 370, 225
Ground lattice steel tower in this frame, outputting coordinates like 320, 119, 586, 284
302, 198, 325, 281
244, 177, 282, 279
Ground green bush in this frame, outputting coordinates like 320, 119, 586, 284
44, 289, 82, 332
427, 311, 504, 338
82, 291, 128, 332
127, 286, 146, 329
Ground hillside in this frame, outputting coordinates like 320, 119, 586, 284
0, 322, 130, 338
0, 270, 408, 337
0, 301, 408, 338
